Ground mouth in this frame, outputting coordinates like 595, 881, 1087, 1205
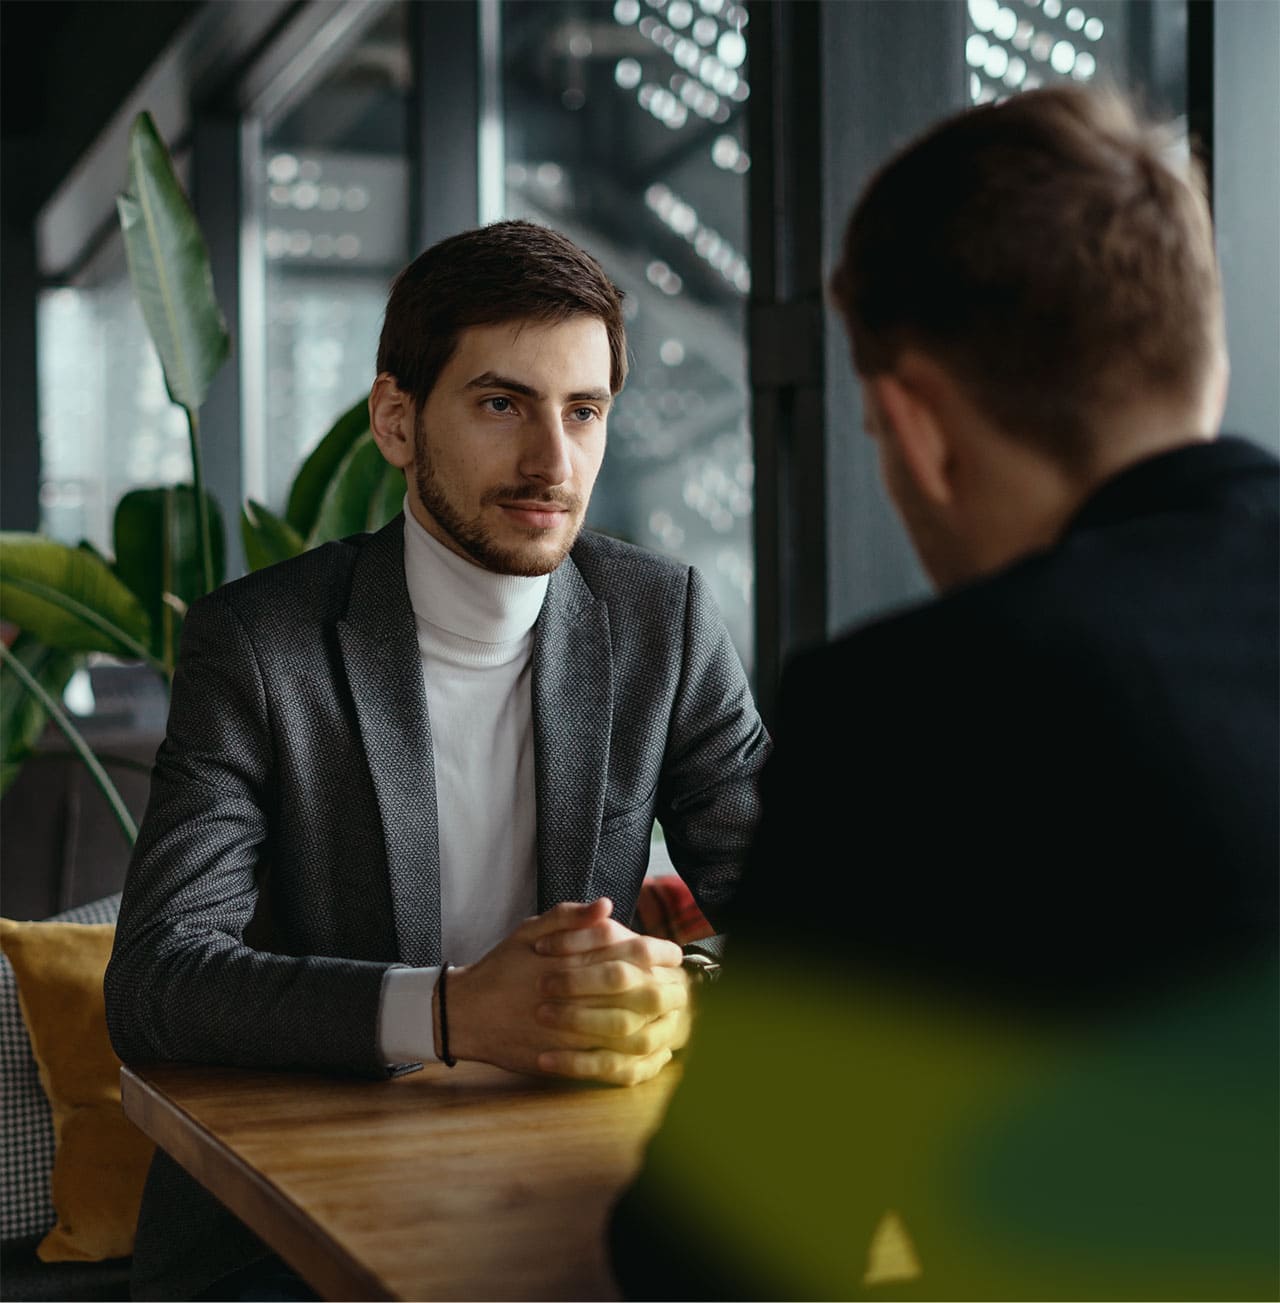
496, 501, 572, 530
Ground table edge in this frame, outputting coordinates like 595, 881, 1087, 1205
121, 1065, 394, 1302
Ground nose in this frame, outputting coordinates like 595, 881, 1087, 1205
517, 411, 574, 486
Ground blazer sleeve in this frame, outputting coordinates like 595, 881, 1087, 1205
104, 591, 394, 1075
655, 565, 771, 934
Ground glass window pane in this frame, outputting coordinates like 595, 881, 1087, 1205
247, 2, 413, 513
965, 0, 1187, 115
38, 242, 186, 550
498, 0, 755, 679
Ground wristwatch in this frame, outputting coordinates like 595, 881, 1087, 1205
681, 951, 722, 984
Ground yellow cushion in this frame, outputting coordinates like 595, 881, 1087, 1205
0, 918, 154, 1262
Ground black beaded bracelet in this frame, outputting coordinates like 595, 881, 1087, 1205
436, 963, 457, 1068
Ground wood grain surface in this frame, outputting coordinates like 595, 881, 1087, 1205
121, 1060, 681, 1301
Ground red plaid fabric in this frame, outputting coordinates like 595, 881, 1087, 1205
634, 876, 715, 945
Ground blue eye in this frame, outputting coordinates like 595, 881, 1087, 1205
571, 407, 598, 423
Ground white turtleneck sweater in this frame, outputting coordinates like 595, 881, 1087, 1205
377, 505, 548, 1064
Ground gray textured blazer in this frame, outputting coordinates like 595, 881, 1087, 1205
105, 517, 769, 1300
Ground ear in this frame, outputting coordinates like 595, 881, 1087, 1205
369, 373, 416, 470
866, 369, 954, 507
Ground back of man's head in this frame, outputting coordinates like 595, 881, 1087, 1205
830, 85, 1224, 470
377, 219, 628, 405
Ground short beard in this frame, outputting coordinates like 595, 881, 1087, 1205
413, 412, 584, 577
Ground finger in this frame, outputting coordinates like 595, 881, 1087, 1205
533, 1010, 689, 1061
617, 1009, 686, 1057
553, 1008, 685, 1057
533, 919, 632, 957
537, 1045, 673, 1086
518, 897, 613, 940
539, 931, 684, 969
537, 959, 640, 1000
537, 967, 690, 1015
535, 1002, 650, 1040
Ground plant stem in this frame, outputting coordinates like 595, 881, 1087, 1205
0, 642, 138, 847
25, 750, 153, 775
187, 406, 215, 595
162, 486, 175, 669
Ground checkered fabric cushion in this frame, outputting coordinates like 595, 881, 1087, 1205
0, 893, 121, 1242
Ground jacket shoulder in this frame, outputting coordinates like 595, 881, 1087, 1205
569, 530, 691, 601
781, 550, 1089, 717
195, 533, 370, 628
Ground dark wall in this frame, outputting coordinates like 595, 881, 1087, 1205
1215, 0, 1280, 452
1, 1, 198, 217
0, 0, 200, 529
0, 728, 158, 919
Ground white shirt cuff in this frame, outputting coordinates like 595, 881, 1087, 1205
378, 964, 442, 1065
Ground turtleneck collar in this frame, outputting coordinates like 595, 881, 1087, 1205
402, 499, 548, 645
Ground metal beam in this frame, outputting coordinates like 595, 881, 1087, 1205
748, 0, 828, 726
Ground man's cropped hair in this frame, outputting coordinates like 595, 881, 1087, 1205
377, 219, 628, 402
830, 85, 1223, 466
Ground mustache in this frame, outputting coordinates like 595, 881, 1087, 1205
481, 484, 581, 511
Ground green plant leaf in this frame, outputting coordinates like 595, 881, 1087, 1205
241, 500, 305, 572
285, 396, 371, 538
116, 111, 230, 413
0, 533, 153, 660
369, 463, 406, 532
308, 433, 390, 546
78, 539, 113, 566
113, 486, 225, 665
0, 633, 80, 795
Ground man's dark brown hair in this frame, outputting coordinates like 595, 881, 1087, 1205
830, 85, 1223, 464
377, 219, 629, 401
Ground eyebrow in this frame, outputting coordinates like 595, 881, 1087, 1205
463, 371, 613, 404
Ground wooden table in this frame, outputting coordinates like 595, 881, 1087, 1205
120, 1060, 680, 1301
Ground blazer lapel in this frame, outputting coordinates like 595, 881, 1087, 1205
337, 517, 442, 967
533, 554, 612, 910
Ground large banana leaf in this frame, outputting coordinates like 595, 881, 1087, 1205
285, 396, 371, 539
0, 633, 80, 795
308, 433, 392, 545
77, 538, 113, 567
116, 112, 230, 413
113, 486, 225, 666
241, 500, 305, 573
0, 533, 153, 662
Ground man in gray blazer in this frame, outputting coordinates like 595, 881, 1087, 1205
105, 220, 769, 1300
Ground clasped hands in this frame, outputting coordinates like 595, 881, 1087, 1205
437, 899, 690, 1086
